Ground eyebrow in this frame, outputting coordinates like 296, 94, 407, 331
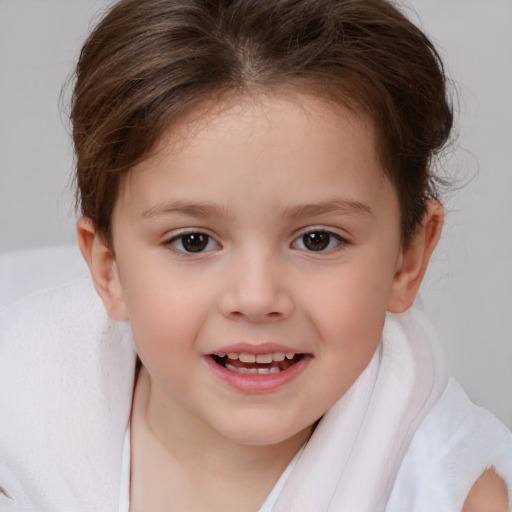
141, 198, 372, 220
278, 198, 373, 218
141, 200, 233, 219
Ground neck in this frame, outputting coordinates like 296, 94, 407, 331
130, 367, 311, 511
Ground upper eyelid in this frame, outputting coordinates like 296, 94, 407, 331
164, 228, 219, 241
293, 225, 349, 240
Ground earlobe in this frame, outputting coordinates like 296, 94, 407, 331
76, 217, 128, 321
387, 200, 444, 313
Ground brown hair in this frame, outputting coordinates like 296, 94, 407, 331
72, 0, 453, 246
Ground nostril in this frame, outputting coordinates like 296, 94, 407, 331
228, 310, 283, 321
219, 285, 294, 322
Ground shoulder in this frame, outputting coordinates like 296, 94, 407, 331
0, 278, 108, 382
462, 469, 509, 512
387, 378, 512, 511
0, 277, 135, 401
0, 279, 136, 510
0, 278, 134, 426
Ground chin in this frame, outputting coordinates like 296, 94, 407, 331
213, 416, 312, 447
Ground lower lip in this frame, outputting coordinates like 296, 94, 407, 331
204, 355, 311, 393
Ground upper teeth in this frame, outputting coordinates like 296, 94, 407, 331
216, 352, 295, 363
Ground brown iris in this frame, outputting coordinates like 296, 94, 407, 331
302, 232, 331, 251
180, 233, 209, 252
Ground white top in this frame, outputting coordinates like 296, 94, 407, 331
386, 378, 512, 511
117, 379, 512, 511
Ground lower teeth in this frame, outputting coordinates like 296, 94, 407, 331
225, 362, 281, 375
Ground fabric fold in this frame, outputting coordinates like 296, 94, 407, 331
272, 308, 449, 512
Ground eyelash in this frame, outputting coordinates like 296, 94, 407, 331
164, 228, 348, 255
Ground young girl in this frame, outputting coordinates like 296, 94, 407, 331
1, 0, 511, 510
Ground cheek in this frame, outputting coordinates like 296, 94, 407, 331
118, 259, 216, 360
126, 284, 199, 340
303, 255, 396, 359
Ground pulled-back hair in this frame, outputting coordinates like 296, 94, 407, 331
72, 0, 453, 246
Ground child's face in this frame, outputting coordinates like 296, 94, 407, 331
109, 94, 405, 445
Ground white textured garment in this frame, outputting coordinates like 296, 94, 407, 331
0, 279, 136, 512
1, 278, 511, 511
117, 383, 512, 512
269, 296, 449, 512
386, 378, 512, 511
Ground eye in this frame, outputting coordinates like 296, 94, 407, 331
292, 230, 345, 252
167, 232, 220, 253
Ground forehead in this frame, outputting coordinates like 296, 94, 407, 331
171, 92, 374, 153
117, 92, 395, 221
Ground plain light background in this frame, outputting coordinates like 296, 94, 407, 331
1, 0, 511, 427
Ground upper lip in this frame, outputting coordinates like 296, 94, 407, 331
208, 342, 305, 356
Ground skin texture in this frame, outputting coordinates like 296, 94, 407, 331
462, 469, 509, 512
76, 93, 505, 511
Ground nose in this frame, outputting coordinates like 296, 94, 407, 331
218, 251, 294, 323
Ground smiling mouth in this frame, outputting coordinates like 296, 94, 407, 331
211, 352, 305, 375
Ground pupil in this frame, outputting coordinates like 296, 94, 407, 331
183, 233, 208, 252
304, 232, 329, 251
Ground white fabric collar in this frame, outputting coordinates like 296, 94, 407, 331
270, 307, 448, 511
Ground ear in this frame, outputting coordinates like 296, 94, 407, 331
76, 217, 128, 321
387, 200, 444, 313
